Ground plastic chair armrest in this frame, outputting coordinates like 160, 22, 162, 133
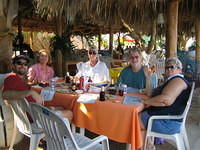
149, 115, 183, 120
147, 115, 183, 133
81, 135, 108, 150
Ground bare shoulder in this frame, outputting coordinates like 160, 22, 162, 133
166, 77, 188, 90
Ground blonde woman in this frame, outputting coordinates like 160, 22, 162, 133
28, 49, 54, 84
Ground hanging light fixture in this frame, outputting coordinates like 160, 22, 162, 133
157, 13, 165, 24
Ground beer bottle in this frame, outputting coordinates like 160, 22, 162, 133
65, 72, 71, 84
99, 86, 105, 101
71, 77, 77, 92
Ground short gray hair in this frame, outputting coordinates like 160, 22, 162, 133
166, 57, 183, 69
128, 47, 142, 56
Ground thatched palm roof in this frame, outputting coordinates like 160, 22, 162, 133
15, 0, 200, 35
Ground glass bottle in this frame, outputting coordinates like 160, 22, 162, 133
65, 72, 71, 84
99, 86, 105, 101
71, 77, 77, 92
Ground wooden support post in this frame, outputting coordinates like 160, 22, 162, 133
166, 0, 179, 58
109, 26, 113, 56
30, 32, 33, 50
98, 31, 101, 51
81, 35, 84, 49
195, 19, 200, 73
55, 15, 63, 77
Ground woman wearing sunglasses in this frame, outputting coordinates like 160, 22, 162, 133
75, 48, 110, 85
28, 49, 54, 85
140, 57, 191, 150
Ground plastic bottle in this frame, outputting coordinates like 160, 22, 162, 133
50, 78, 55, 90
99, 86, 105, 101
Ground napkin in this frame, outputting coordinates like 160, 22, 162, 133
40, 88, 56, 101
77, 93, 99, 103
123, 96, 142, 105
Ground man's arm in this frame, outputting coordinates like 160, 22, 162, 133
2, 90, 44, 105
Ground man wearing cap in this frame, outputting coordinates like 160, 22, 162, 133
76, 48, 110, 84
2, 55, 73, 121
2, 55, 43, 104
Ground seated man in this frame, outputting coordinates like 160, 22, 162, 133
2, 55, 73, 122
117, 48, 152, 91
75, 48, 111, 84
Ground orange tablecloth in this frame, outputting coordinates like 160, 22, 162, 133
73, 98, 143, 150
35, 87, 146, 150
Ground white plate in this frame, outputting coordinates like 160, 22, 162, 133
75, 90, 84, 94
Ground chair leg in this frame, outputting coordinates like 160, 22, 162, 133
126, 143, 131, 150
29, 134, 44, 150
144, 136, 155, 150
182, 129, 190, 150
175, 135, 185, 150
143, 135, 149, 150
102, 138, 110, 150
9, 119, 17, 150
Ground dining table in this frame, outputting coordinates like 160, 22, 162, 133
34, 87, 148, 150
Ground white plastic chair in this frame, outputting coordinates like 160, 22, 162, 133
30, 102, 110, 150
9, 98, 45, 150
144, 82, 195, 150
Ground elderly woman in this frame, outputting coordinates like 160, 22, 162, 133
28, 49, 54, 84
75, 48, 110, 84
140, 57, 191, 149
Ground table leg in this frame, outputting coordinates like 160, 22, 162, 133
126, 143, 131, 150
71, 124, 76, 133
80, 128, 85, 136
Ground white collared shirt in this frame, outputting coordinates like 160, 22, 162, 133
76, 60, 110, 83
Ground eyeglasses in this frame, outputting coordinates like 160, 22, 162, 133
165, 65, 178, 70
15, 61, 28, 66
88, 51, 97, 55
129, 56, 139, 59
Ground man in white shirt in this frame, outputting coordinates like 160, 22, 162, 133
76, 48, 110, 84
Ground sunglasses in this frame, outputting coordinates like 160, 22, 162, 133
165, 65, 178, 70
15, 61, 28, 66
89, 51, 97, 55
